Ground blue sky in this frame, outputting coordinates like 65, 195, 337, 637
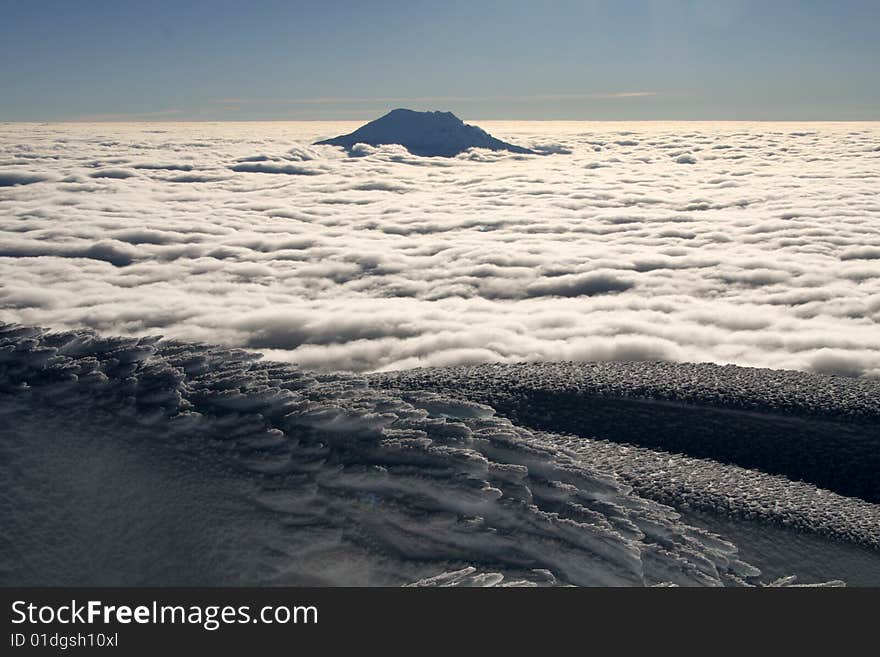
2, 0, 878, 121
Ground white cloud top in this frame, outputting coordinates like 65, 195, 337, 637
1, 121, 878, 375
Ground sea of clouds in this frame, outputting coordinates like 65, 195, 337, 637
1, 120, 878, 375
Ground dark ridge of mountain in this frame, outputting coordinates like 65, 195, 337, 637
314, 108, 536, 157
370, 361, 880, 504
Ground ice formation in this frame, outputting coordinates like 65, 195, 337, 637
371, 362, 880, 503
0, 323, 818, 587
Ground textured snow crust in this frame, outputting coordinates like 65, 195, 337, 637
2, 323, 838, 587
371, 362, 880, 503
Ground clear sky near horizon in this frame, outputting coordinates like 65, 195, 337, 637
2, 0, 878, 121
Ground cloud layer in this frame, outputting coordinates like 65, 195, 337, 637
1, 120, 879, 375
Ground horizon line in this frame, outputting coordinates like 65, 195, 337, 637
4, 117, 880, 124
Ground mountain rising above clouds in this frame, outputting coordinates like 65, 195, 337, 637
315, 108, 536, 157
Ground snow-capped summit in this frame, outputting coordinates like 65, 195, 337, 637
315, 108, 536, 157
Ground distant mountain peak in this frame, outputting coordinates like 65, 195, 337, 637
314, 108, 536, 157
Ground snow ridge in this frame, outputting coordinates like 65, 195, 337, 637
371, 362, 880, 503
1, 323, 775, 587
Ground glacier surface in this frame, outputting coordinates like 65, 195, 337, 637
3, 324, 877, 586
